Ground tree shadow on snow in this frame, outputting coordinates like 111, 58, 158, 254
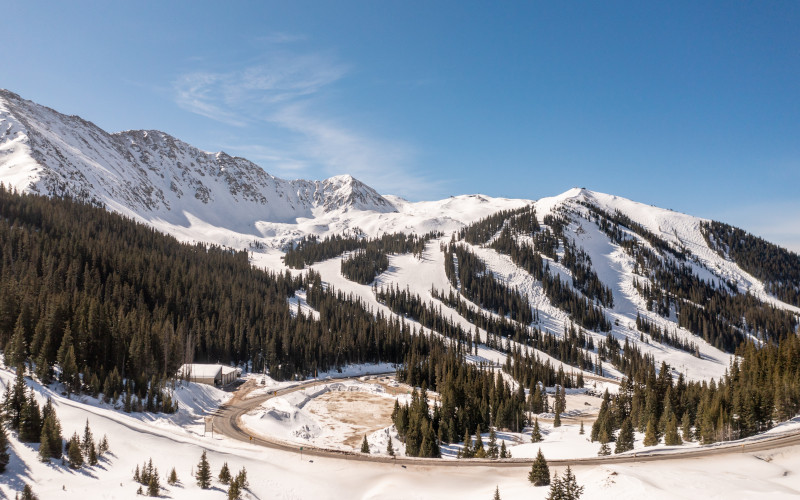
0, 440, 33, 493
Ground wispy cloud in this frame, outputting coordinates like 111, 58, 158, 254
172, 39, 434, 197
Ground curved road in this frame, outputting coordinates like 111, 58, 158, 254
213, 377, 800, 468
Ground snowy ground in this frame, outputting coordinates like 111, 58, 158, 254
1, 367, 799, 499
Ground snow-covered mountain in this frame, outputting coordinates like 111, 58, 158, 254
0, 89, 395, 233
2, 89, 798, 384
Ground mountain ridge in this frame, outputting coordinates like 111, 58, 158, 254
0, 89, 396, 231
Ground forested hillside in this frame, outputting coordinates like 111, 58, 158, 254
0, 188, 413, 402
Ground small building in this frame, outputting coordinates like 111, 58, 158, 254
178, 364, 241, 386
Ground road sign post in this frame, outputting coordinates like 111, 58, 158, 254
204, 416, 213, 438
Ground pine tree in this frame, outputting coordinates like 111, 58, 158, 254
547, 466, 584, 500
460, 427, 473, 458
219, 462, 232, 485
6, 367, 27, 430
681, 411, 693, 442
664, 414, 682, 446
615, 417, 635, 454
531, 418, 542, 443
196, 450, 211, 489
88, 442, 98, 466
38, 408, 62, 461
235, 467, 249, 489
553, 410, 562, 428
0, 425, 10, 472
361, 435, 370, 454
19, 392, 42, 443
487, 427, 498, 459
528, 448, 550, 486
493, 485, 501, 500
147, 468, 160, 497
499, 440, 509, 459
67, 433, 83, 469
134, 464, 141, 483
643, 418, 659, 447
386, 437, 395, 457
598, 442, 611, 456
18, 484, 38, 500
81, 420, 93, 454
473, 425, 486, 458
579, 421, 585, 435
60, 345, 79, 394
227, 480, 242, 500
5, 319, 28, 368
99, 434, 109, 455
168, 467, 178, 486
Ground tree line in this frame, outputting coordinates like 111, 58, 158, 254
284, 231, 439, 269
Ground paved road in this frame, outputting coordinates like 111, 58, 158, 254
213, 376, 800, 468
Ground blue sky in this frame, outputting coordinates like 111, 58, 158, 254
2, 2, 799, 250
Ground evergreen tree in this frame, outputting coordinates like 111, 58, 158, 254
88, 442, 98, 466
147, 469, 160, 497
60, 346, 79, 394
361, 435, 370, 454
218, 462, 232, 485
99, 434, 109, 455
38, 410, 62, 462
553, 410, 561, 428
0, 425, 10, 472
487, 427, 498, 459
499, 440, 510, 459
5, 319, 28, 369
473, 425, 486, 458
643, 418, 659, 447
460, 427, 473, 458
18, 484, 38, 500
615, 417, 635, 454
386, 437, 395, 457
81, 419, 94, 457
547, 466, 584, 500
579, 421, 585, 435
6, 367, 27, 430
681, 411, 693, 442
493, 485, 501, 500
531, 418, 542, 443
664, 414, 682, 446
18, 392, 42, 443
227, 480, 242, 500
598, 442, 611, 456
168, 467, 178, 486
67, 433, 83, 469
528, 448, 550, 486
235, 467, 249, 489
196, 450, 211, 489
134, 464, 141, 483
546, 473, 563, 500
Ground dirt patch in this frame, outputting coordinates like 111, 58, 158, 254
305, 390, 395, 449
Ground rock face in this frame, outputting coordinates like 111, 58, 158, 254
0, 89, 396, 229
